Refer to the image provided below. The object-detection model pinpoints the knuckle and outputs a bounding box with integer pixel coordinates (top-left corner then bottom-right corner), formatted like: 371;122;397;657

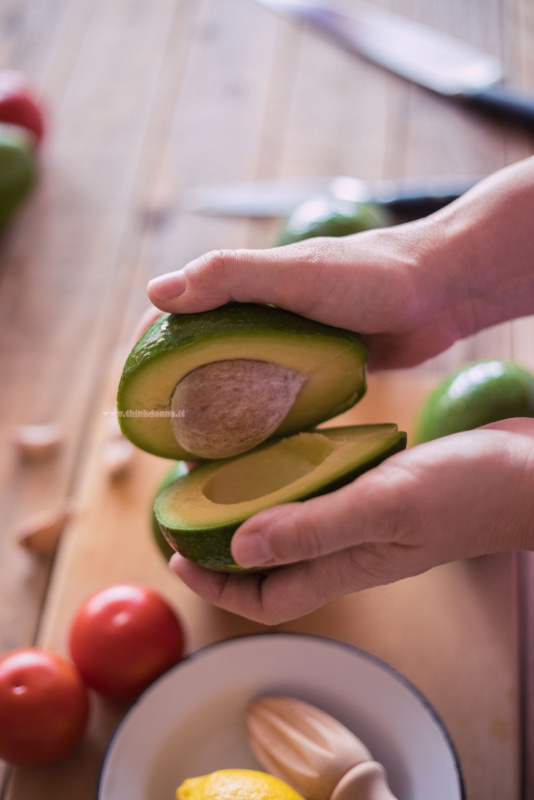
273;239;343;315
288;237;336;264
297;516;324;560
197;249;234;279
344;545;389;589
260;581;300;625
358;464;414;543
257;607;287;626
272;507;323;562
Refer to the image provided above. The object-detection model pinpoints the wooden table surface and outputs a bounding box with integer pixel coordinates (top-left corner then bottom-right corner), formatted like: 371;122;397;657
1;0;534;798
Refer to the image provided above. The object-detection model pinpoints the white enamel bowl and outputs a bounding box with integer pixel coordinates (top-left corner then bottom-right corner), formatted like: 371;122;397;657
98;633;464;800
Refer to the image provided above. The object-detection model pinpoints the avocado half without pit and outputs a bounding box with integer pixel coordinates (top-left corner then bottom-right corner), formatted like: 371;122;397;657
117;303;407;572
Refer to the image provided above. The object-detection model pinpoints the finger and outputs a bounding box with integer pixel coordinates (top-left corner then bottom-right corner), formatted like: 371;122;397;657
230;427;534;571
146;241;347;321
169;554;341;624
230;460;408;569
170;546;392;625
481;417;534;437
130;305;164;346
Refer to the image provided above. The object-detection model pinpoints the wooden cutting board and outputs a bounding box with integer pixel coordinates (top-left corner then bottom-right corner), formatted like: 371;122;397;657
5;369;520;800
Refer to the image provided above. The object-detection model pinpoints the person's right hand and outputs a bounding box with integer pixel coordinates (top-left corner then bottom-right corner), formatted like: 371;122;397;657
142;158;534;369
169;418;534;624
146;220;461;371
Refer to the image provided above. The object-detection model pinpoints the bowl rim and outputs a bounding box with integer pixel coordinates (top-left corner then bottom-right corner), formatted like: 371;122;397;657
96;630;466;800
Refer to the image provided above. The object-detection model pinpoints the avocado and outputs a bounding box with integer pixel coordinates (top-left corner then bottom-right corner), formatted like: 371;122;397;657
277;194;392;246
151;461;188;561
120;304;406;573
414;359;534;443
155;425;406;571
0;123;37;225
118;304;368;460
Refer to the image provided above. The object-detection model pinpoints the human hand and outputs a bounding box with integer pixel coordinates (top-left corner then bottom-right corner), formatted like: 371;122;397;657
145;221;460;370
139;158;534;371
169;419;534;624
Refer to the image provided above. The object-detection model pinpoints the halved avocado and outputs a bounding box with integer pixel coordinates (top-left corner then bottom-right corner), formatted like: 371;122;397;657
118;304;368;460
151;461;188;561
155;424;406;572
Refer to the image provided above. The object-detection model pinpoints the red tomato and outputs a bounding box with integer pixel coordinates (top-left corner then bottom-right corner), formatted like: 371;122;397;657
69;584;185;700
0;71;45;144
0;648;89;765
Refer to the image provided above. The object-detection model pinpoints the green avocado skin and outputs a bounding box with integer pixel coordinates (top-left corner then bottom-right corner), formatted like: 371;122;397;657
119;303;366;385
0;126;38;225
151;461;188;561
277;195;392;246
156;432;407;572
118;303;368;455
414;360;534;444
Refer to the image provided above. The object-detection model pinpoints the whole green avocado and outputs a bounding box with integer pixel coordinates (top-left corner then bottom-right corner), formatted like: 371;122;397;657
414;360;534;443
277;193;392;246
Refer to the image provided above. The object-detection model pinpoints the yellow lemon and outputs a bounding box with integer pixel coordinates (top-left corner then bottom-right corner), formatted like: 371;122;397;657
177;769;305;800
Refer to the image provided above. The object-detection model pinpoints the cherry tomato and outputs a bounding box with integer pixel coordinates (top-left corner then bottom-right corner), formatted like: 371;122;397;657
0;648;89;765
69;584;185;700
0;71;45;144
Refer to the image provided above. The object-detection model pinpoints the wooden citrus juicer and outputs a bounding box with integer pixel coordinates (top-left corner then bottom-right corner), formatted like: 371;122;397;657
246;696;398;800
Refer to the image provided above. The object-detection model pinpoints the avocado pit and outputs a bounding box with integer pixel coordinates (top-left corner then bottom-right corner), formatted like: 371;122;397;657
170;359;307;459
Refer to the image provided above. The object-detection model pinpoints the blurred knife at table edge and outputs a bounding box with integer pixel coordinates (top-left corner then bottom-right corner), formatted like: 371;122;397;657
182;174;483;219
251;0;534;131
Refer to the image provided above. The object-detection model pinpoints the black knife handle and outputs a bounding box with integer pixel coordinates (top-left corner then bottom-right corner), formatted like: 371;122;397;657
462;85;534;130
379;188;474;220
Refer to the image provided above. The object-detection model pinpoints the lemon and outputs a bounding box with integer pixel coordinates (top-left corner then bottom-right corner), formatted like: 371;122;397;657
414;359;534;443
176;769;305;800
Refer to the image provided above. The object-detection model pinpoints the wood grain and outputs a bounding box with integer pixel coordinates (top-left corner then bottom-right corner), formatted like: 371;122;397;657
2;372;520;800
0;0;533;796
0;0;187;654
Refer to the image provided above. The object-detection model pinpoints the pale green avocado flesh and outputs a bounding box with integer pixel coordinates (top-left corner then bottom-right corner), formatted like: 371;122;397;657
155;424;406;572
117;304;368;460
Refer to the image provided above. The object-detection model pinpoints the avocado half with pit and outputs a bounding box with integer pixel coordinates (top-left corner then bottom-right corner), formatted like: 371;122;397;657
155;425;406;571
118;303;368;460
119;303;407;572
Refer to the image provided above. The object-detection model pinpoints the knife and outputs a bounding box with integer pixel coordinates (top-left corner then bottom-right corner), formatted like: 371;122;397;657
183;174;481;218
252;0;534;129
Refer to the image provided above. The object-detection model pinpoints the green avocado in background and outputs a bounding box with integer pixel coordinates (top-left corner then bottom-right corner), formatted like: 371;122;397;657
0;123;37;225
414;360;534;444
277;193;392;246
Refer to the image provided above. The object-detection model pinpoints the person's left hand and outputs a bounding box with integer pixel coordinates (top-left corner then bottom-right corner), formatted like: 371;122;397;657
169;419;534;624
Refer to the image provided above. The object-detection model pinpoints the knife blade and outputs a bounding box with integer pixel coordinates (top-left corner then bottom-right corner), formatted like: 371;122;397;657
252;0;534;129
183;175;481;218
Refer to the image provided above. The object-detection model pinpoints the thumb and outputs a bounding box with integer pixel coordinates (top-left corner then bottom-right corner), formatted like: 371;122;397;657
146;244;331;317
230;469;402;569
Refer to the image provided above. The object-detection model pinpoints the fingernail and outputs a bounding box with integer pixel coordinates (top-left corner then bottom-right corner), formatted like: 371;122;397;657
169;553;182;571
233;532;273;568
148;271;186;301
